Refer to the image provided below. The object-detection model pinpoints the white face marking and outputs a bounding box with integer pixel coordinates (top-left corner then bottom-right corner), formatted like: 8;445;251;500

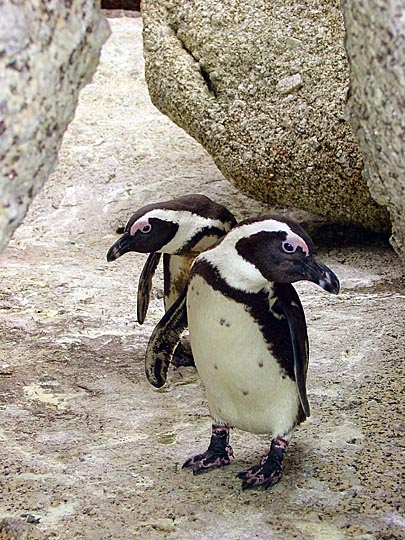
128;209;232;254
198;219;309;292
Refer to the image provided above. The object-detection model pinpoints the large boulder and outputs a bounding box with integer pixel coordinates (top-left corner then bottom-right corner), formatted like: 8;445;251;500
0;0;110;252
342;0;405;259
142;0;390;233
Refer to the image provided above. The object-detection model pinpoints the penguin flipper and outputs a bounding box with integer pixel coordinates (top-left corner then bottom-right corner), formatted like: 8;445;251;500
273;289;310;418
137;252;162;324
145;286;188;388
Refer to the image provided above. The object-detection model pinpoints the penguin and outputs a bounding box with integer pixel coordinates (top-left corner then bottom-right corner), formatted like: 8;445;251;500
106;194;237;366
145;216;340;489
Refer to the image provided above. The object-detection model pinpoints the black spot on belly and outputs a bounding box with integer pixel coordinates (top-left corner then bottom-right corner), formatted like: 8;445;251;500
258;361;264;368
279;368;290;381
242;390;249;396
219;318;231;327
214;364;218;370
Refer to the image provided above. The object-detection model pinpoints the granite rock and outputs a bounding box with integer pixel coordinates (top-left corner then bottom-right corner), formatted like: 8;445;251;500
0;18;403;539
343;0;405;259
0;0;110;252
142;0;390;233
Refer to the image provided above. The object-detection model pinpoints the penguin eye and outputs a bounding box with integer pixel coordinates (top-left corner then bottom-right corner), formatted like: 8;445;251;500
282;241;297;254
140;224;152;234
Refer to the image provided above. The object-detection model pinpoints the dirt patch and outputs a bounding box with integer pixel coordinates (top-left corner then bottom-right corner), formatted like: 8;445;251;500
0;17;404;540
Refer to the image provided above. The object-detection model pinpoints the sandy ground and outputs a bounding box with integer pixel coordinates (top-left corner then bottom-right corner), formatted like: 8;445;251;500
0;17;404;540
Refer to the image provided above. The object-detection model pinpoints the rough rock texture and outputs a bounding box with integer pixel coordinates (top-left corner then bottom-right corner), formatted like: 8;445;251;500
0;0;110;252
0;18;404;540
142;0;390;233
342;0;405;260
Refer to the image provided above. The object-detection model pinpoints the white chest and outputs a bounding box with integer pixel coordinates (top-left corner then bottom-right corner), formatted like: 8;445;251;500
187;275;300;437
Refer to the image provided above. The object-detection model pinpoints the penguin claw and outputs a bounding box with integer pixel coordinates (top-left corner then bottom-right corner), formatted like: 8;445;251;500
237;456;283;490
182;445;234;475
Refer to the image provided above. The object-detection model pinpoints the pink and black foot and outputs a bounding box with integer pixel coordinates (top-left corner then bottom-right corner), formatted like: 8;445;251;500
237;436;289;490
182;424;234;475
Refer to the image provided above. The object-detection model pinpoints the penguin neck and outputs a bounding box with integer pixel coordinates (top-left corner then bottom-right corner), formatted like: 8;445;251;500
185;233;224;254
145;209;231;254
198;247;272;295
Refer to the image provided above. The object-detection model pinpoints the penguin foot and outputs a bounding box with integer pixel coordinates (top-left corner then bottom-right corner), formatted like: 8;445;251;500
182;445;234;475
182;424;233;474
237;456;283;490
171;339;195;368
237;437;289;490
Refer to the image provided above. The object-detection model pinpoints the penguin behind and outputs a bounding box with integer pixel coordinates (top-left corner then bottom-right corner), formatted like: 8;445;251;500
146;216;340;489
107;194;236;366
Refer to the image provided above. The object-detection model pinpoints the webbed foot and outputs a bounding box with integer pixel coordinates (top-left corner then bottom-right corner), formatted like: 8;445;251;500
183;446;234;474
237;436;288;490
182;424;233;475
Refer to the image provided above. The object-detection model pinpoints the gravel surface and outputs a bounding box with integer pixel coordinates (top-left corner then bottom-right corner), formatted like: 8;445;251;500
0;17;404;540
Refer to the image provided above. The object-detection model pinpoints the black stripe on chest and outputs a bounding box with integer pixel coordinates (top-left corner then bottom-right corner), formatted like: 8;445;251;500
191;259;297;381
179;226;229;254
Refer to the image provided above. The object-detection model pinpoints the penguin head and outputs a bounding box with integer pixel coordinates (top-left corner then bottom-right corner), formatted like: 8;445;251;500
107;194;236;261
202;216;339;294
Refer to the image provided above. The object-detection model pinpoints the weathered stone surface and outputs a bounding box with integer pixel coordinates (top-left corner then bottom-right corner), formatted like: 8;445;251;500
0;0;110;252
342;0;405;259
142;0;390;233
0;518;32;540
0;18;403;539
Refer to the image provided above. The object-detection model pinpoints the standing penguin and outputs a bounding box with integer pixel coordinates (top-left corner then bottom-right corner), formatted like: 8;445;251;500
146;216;339;489
107;194;237;365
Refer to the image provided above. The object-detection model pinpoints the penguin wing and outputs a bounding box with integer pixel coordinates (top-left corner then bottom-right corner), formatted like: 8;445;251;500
273;288;310;417
145;285;188;388
137;252;162;324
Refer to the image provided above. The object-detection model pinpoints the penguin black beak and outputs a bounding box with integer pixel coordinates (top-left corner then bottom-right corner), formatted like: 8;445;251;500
301;256;340;294
106;232;133;262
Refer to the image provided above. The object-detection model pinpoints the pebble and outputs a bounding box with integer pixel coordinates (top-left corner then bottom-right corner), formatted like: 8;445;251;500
276;73;303;95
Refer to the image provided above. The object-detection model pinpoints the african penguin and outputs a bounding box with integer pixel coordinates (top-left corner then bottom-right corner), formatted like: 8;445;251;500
145;216;340;490
107;194;237;366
